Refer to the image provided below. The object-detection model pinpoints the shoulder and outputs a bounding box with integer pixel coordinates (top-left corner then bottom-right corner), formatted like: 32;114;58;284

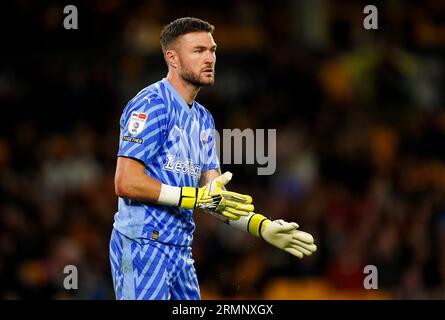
123;83;168;118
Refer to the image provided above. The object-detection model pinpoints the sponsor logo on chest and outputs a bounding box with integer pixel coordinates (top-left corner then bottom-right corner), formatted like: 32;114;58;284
163;154;201;180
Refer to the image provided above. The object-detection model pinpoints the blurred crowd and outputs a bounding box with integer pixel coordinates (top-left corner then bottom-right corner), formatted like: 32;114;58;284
0;0;444;299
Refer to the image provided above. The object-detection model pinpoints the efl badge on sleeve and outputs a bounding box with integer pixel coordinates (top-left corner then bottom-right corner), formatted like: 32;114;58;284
128;112;147;136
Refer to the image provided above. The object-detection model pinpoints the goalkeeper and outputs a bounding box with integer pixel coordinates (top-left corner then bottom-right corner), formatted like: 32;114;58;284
110;17;316;300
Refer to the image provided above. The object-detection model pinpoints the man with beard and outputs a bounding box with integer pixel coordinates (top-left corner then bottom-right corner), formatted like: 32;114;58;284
110;17;316;300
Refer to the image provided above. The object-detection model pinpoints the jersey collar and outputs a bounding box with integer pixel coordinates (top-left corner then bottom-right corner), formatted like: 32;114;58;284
161;78;195;115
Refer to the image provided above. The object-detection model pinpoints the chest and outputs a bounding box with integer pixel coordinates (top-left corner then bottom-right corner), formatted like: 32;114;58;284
162;106;210;162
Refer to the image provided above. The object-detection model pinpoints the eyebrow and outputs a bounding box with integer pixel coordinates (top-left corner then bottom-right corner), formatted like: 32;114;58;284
193;45;217;50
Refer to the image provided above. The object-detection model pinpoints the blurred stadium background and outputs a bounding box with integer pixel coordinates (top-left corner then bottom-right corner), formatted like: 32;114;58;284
0;0;444;299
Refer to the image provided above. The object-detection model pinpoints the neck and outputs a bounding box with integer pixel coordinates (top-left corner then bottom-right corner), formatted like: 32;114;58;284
166;72;200;106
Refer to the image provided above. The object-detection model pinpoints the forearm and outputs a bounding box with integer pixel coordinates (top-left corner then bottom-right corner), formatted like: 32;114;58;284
204;208;271;237
115;158;192;207
115;158;237;211
203;209;230;224
116;158;252;217
115;162;162;203
114;156;183;206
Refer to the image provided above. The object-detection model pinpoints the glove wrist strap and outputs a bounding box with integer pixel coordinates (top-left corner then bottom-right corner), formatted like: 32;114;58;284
179;186;198;209
158;183;198;209
248;213;270;238
229;212;271;238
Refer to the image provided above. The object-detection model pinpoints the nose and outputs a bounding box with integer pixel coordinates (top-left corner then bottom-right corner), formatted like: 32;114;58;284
204;50;215;64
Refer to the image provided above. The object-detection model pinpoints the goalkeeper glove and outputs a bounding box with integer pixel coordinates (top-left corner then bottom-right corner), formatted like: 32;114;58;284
262;219;317;259
229;213;317;259
158;172;254;220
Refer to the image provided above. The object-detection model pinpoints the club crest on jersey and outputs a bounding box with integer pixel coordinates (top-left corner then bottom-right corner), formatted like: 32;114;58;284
200;129;214;146
201;131;208;144
128;112;147;136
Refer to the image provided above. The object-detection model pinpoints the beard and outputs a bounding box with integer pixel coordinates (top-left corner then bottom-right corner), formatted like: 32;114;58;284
180;66;215;87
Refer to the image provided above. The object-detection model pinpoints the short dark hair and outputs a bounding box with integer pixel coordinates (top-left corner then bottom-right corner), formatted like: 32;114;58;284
160;17;214;52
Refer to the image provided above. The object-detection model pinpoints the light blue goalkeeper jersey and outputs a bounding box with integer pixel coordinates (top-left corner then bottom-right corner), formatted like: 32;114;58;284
114;78;220;246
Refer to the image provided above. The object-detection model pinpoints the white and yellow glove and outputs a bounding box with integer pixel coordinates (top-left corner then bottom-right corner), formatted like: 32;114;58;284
158;172;254;220
229;213;317;259
262;219;317;259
